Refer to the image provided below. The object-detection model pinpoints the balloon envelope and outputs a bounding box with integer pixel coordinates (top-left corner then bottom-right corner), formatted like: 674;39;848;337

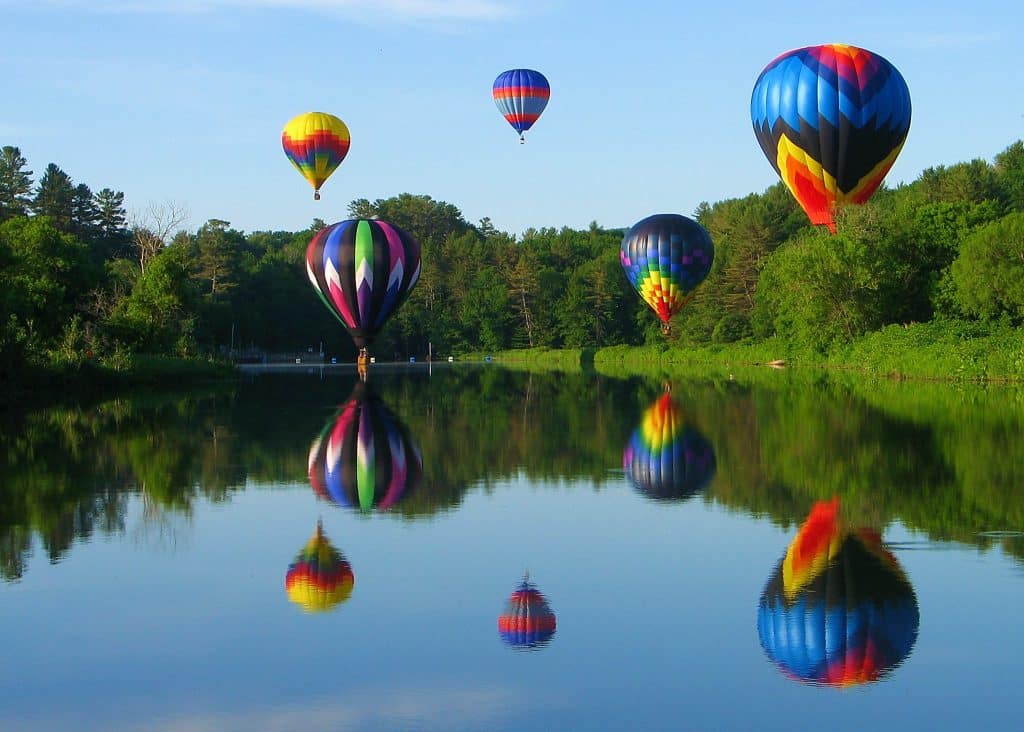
757;499;919;686
308;382;423;512
623;393;716;501
498;577;557;649
305;218;422;349
492;69;550;140
751;44;911;232
282;111;351;199
285;523;354;613
620;214;714;325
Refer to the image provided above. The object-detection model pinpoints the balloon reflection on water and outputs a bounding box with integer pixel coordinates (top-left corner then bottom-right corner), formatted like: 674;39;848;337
623;393;716;502
308;382;423;513
285;521;354;613
498;575;557;650
757;498;919;686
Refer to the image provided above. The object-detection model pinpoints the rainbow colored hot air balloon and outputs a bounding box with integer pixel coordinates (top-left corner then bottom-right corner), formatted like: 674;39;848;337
751;44;912;233
308;382;423;513
305;218;421;351
285;522;354;613
492;69;550;143
498;575;557;649
282;111;351;200
620;214;714;333
757;499;919;686
623;393;716;502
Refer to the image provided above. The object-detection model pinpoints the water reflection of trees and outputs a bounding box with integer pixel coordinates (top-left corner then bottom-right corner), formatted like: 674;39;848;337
3;368;1024;578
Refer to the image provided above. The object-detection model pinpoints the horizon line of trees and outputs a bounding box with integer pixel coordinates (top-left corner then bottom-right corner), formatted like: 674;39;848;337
3;139;1024;387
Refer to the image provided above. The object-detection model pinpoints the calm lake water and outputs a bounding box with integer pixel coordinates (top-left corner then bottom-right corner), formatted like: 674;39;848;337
2;364;1022;731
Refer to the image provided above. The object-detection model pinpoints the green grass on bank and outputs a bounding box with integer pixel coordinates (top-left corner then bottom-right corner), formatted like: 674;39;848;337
3;353;238;408
474;321;1024;382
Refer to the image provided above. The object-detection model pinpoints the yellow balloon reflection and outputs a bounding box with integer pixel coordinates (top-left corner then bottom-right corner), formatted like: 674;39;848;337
285;521;354;613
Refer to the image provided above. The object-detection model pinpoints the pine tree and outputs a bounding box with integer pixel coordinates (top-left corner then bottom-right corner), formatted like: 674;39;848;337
31;163;75;232
0;146;33;221
71;183;100;239
95;188;127;237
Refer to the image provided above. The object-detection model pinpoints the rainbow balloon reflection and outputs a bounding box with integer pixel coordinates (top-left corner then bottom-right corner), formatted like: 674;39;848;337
308;382;423;512
623;393;716;501
285;522;354;613
757;499;919;686
498;575;557;650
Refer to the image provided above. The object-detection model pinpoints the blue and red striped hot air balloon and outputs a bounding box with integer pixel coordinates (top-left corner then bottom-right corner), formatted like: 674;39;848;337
498;575;557;650
306;218;421;351
492;69;550;143
308;382;423;513
751;44;911;233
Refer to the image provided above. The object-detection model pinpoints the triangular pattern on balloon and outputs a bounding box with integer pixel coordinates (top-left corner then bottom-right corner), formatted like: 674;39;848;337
751;44;911;232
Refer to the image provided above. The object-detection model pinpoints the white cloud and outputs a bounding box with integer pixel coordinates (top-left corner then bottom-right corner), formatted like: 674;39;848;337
15;0;516;22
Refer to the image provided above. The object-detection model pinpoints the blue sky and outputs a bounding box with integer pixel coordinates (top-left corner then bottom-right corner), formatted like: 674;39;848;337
3;0;1021;237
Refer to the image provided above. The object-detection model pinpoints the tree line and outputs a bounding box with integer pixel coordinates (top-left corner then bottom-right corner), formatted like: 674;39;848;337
3;140;1023;387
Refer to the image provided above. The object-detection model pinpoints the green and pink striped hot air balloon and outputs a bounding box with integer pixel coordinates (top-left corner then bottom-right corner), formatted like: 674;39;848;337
305;218;422;350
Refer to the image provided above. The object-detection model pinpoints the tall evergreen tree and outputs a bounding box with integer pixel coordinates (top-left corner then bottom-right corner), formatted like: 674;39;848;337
0;146;33;222
71;182;100;240
31;163;75;232
94;188;130;257
95;188;126;235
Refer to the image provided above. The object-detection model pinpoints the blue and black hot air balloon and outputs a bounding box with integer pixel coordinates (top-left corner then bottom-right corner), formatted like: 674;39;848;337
751;44;911;232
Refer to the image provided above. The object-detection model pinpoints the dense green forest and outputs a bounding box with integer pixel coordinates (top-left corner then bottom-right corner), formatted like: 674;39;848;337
3;140;1024;397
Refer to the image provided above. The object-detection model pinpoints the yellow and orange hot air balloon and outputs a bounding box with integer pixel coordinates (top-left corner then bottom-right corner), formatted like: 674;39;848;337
281;112;351;200
285;521;354;613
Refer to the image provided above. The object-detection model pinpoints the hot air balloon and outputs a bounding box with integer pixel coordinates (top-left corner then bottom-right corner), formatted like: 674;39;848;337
751;44;912;233
757;499;919;686
623;392;716;502
492;69;550;143
282;111;351;200
620;214;714;334
308;382;423;513
305;218;421;362
285;521;354;613
498;574;557;649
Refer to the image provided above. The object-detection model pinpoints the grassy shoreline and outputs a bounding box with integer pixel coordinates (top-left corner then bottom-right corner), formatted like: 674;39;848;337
2;355;238;409
470;321;1024;383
